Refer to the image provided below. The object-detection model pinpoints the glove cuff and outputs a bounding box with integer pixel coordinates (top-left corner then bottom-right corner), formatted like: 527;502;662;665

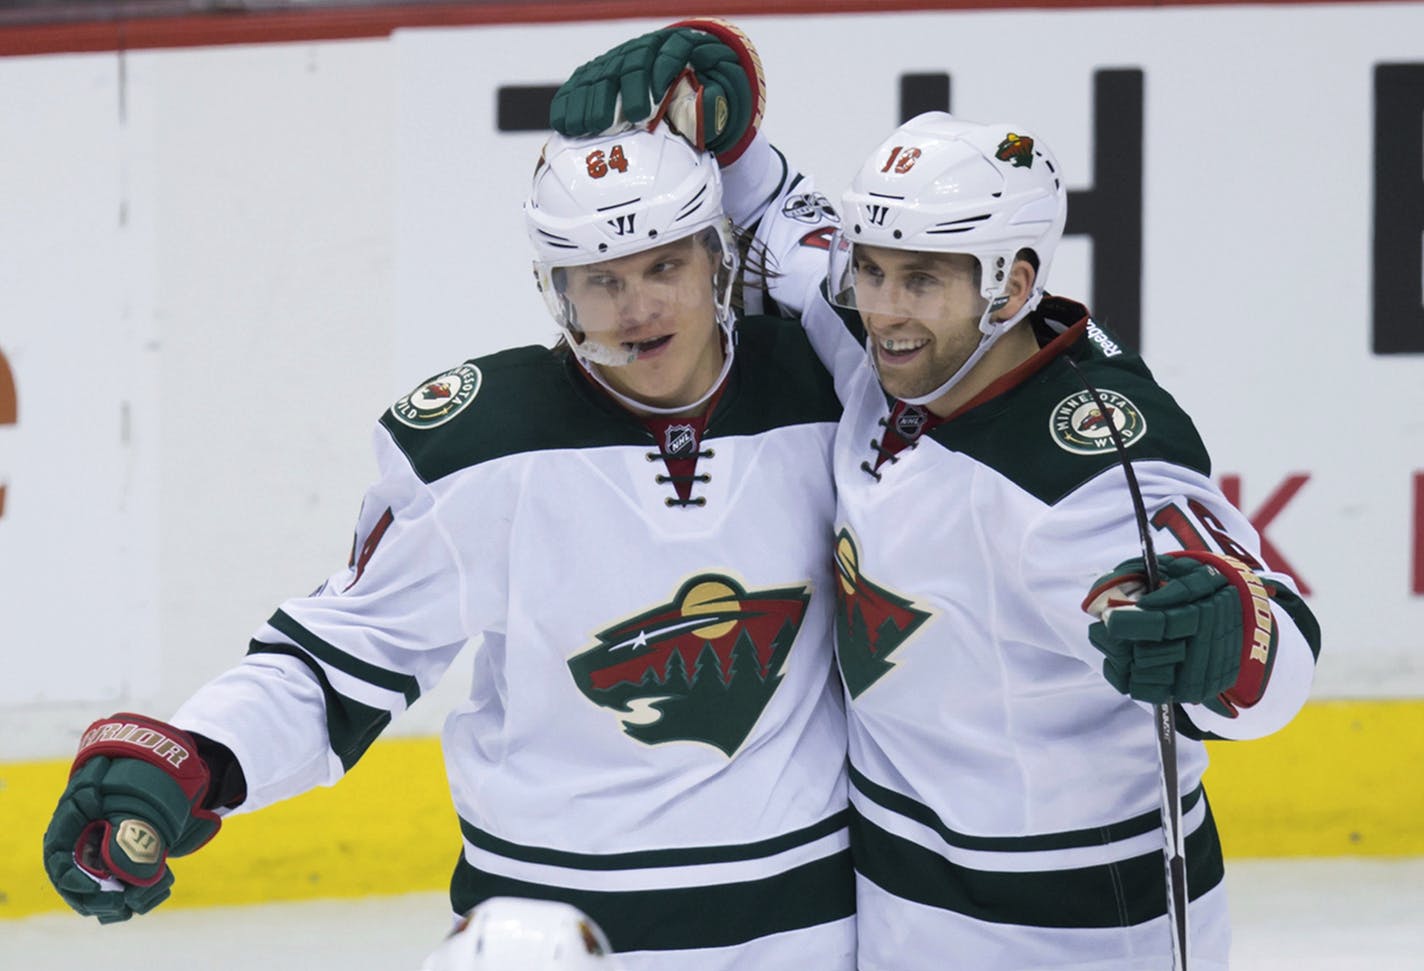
670;18;765;164
73;713;213;815
1168;550;1278;715
1081;565;1147;618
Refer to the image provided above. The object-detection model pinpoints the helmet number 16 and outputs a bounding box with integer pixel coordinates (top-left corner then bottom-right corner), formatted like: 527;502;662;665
586;145;630;179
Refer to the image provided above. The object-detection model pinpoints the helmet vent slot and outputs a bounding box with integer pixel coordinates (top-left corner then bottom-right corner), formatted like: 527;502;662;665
926;213;992;234
676;183;710;221
536;229;578;250
596;197;640;212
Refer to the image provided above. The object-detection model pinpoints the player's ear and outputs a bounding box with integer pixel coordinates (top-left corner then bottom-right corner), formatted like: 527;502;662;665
992;257;1037;322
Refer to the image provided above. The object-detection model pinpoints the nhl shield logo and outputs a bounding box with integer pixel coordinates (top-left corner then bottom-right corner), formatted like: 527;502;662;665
392;364;482;429
664;424;697;458
1049;389;1147;455
894;406;928;440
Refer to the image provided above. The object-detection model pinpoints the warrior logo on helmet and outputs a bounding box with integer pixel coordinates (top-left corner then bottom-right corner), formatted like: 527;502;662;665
995;132;1035;168
568;574;810;756
833;529;932;698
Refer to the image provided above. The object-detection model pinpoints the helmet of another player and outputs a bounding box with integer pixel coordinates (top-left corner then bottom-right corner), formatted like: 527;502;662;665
525;123;739;414
420;897;624;971
829;112;1067;405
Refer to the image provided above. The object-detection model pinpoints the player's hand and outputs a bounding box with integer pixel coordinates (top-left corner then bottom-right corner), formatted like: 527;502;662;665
549;22;757;155
43;713;222;922
1082;551;1278;716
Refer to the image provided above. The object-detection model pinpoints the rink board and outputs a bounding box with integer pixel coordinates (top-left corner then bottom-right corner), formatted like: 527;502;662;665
3;698;1420;919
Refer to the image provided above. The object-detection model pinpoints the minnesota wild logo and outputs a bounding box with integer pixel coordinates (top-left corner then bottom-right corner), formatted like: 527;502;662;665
567;574;810;756
391;364;482;429
995;132;1034;168
1049;389;1147;455
833;529;931;698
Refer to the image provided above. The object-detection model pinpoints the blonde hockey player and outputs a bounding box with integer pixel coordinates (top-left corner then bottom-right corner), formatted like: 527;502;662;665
552;26;1322;971
41;43;855;968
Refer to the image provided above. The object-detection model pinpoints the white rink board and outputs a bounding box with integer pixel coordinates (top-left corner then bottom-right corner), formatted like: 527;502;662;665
0;2;1421;758
394;5;1423;699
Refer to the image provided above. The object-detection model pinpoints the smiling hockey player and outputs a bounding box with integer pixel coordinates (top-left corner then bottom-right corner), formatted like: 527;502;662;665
808;112;1320;970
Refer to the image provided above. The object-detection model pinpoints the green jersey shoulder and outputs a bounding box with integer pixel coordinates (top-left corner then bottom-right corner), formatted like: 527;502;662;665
930;309;1212;506
380;345;646;484
381;316;839;485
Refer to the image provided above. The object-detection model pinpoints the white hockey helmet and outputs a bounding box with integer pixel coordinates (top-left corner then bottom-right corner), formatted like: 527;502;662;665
525;123;739;370
420;897;623;971
830;112;1068;404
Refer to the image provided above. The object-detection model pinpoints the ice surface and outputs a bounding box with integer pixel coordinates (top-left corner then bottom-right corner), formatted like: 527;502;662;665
9;858;1423;970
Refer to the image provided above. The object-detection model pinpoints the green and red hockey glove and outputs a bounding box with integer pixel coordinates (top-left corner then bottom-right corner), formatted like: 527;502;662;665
1082;551;1279;716
42;713;222;922
549;19;765;161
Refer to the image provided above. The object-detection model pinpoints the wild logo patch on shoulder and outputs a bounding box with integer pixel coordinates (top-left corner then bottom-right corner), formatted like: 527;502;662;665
1049;389;1147;455
392;364;482;429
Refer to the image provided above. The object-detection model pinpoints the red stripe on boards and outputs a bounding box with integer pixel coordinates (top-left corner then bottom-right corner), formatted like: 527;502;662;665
0;0;1403;58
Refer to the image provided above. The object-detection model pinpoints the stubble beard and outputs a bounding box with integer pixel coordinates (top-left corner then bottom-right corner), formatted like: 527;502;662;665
878;333;979;402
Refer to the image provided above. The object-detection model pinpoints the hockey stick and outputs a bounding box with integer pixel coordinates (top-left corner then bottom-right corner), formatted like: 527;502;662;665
1064;355;1189;970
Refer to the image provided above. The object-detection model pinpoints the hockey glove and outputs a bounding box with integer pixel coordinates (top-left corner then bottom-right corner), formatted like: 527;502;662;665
42;713;222;922
549;20;762;157
1082;551;1279;716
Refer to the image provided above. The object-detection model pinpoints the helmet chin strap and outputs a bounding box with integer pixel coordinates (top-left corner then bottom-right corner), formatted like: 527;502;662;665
574;309;737;417
887;296;1038;409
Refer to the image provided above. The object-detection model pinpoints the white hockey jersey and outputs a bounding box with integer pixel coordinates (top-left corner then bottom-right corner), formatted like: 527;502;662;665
800;292;1321;971
172;150;856;970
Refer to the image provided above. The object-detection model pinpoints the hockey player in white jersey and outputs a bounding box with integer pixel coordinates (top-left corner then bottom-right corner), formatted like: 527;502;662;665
40;31;855;970
805;113;1325;970
552;27;1323;971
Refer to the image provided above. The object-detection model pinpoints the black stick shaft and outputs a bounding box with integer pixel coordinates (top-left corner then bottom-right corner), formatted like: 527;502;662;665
1065;356;1188;969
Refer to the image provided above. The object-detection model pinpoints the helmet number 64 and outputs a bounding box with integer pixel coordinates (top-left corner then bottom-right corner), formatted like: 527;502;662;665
586;145;630;178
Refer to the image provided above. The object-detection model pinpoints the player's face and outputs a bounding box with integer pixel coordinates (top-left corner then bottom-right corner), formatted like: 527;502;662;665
562;236;723;411
854;246;987;401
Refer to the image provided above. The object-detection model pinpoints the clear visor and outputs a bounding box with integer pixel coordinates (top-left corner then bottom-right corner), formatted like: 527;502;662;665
827;232;992;326
536;224;736;367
